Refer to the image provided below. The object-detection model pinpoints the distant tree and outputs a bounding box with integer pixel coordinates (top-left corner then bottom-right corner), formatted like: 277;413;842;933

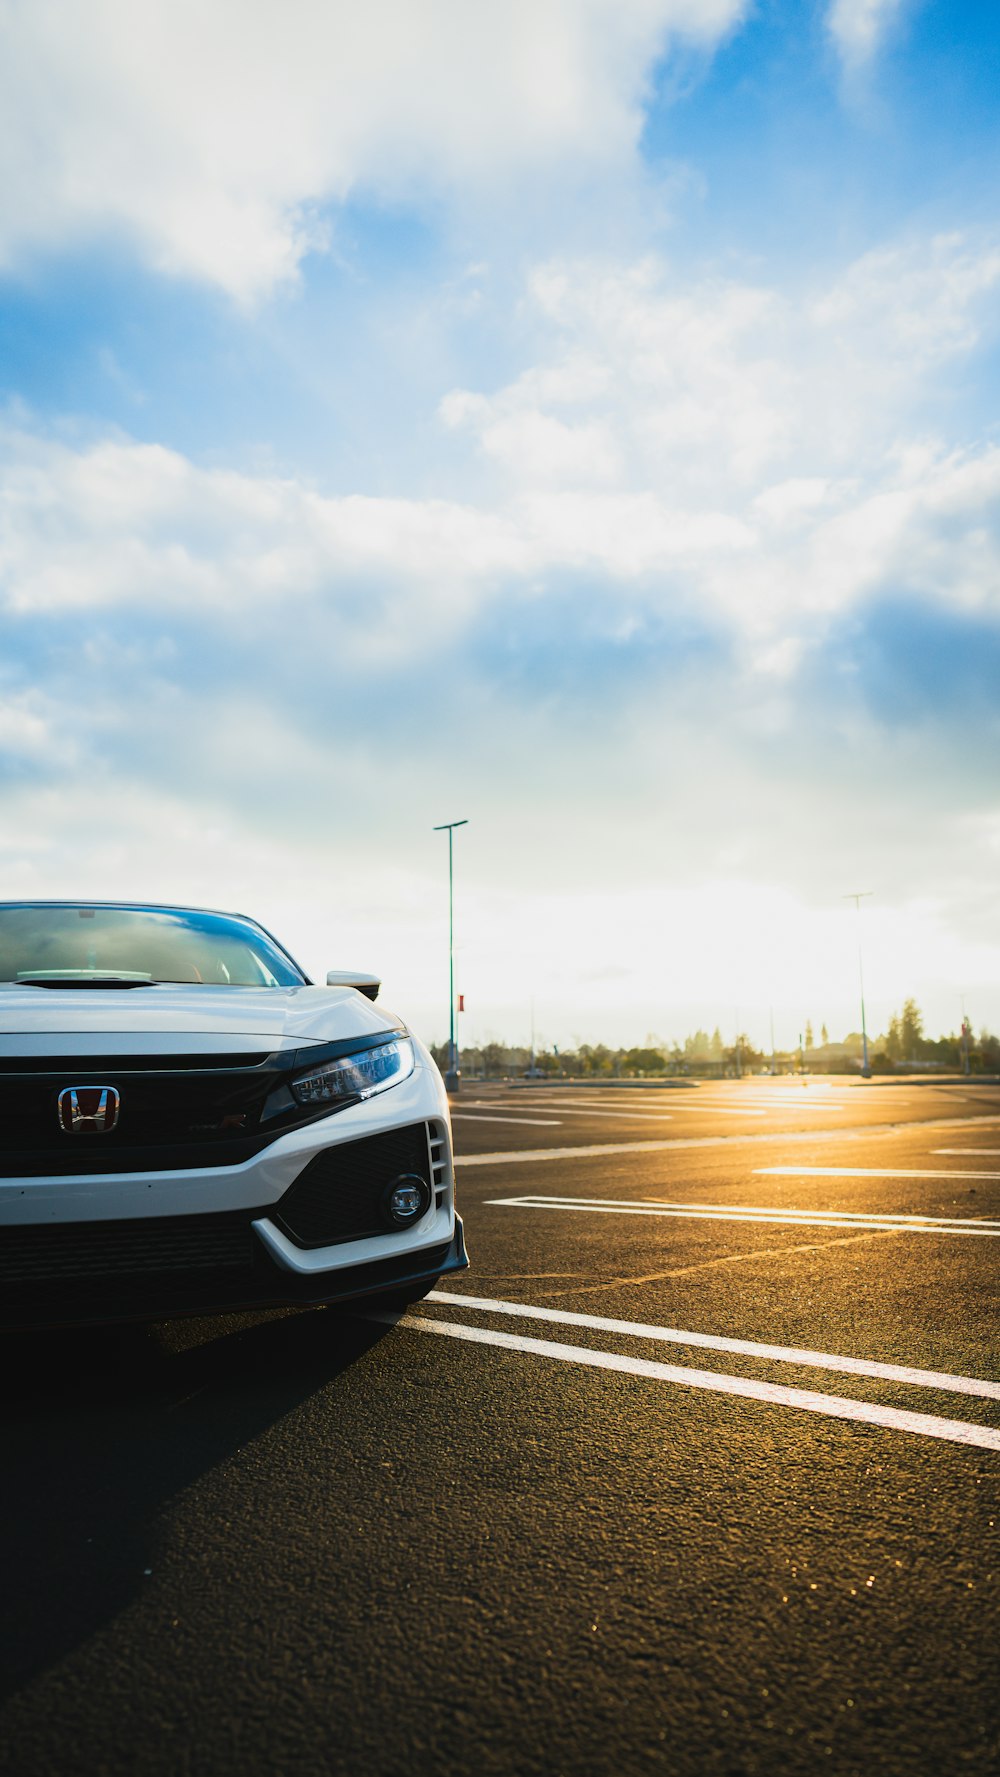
578;1044;614;1077
710;1027;724;1061
623;1047;666;1075
820;1023;829;1046
804;1020;814;1050
726;1034;762;1073
885;1014;903;1062
900;998;924;1060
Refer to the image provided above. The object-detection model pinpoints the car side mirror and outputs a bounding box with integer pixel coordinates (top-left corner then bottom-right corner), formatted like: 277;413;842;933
325;970;381;1002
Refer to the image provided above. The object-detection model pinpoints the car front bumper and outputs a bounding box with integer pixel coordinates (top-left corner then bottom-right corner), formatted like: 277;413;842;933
0;1213;468;1329
0;1059;468;1327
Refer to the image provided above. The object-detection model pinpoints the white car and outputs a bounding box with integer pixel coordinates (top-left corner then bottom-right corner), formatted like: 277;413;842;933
0;901;467;1327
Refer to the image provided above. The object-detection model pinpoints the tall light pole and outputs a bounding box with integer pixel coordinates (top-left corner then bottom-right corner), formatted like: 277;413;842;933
433;819;468;1093
844;892;872;1079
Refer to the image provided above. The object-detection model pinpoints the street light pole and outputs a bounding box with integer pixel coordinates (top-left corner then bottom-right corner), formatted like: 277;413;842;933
844;892;873;1079
433;819;468;1093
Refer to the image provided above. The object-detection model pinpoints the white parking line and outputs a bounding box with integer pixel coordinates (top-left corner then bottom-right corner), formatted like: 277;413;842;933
757;1166;1000;1180
696;1087;859;1101
427;1292;1000;1401
373;1314;1000;1453
451;1113;562;1126
676;1106;768;1117
702;1090;913;1102
520;1097;895;1119
696;1087;852;1101
461;1102;554;1110
485;1103;675;1123
514;1092;682;1103
484;1194;1000;1236
461;1139;734;1166
457;1118;1000;1168
933;1148;1000;1156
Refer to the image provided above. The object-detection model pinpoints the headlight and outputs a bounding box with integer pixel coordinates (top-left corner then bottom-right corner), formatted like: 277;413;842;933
290;1038;414;1106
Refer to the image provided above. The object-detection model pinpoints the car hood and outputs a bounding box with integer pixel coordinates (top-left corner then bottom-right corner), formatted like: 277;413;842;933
0;985;404;1057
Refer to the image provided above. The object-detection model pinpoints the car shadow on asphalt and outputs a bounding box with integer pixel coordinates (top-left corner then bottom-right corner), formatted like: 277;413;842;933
0;1306;396;1702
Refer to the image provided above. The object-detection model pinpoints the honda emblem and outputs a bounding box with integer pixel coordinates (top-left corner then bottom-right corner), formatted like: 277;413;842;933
57;1086;121;1135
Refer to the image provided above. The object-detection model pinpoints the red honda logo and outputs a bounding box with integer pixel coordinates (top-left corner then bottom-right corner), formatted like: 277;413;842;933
57;1086;121;1135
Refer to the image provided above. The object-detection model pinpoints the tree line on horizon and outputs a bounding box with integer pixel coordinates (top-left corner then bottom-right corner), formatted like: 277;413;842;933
432;999;999;1078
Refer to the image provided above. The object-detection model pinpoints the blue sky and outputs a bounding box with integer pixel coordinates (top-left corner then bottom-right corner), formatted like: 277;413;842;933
1;0;999;1051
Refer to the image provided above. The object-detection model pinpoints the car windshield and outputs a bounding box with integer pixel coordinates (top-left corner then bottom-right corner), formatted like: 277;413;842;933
0;905;306;987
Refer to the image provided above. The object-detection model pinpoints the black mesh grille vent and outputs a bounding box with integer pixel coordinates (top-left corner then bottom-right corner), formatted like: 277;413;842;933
274;1122;431;1248
0;1210;256;1283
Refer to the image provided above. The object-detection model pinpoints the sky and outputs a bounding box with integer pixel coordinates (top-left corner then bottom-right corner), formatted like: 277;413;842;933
1;0;999;1054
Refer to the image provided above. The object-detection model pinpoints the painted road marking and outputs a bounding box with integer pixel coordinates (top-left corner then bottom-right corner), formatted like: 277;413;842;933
695;1089;856;1100
517;1100;874;1120
511;1087;660;1101
370;1314;1000;1453
757;1166;1000;1181
484;1194;1000;1236
462;1141;702;1166
692;1087;856;1101
457;1117;1000;1168
934;1148;1000;1155
451;1112;563;1126
477;1103;674;1123
518;1088;850;1102
427;1292;1000;1401
660;1106;766;1117
460;1102;557;1110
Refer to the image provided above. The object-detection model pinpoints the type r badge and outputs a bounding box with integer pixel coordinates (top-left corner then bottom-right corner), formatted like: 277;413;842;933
58;1086;121;1135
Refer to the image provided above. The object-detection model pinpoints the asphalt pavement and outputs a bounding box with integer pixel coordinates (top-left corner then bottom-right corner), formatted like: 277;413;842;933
2;1076;998;1776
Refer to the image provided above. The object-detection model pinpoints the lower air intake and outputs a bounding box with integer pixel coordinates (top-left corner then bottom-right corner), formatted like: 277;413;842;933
0;1210;255;1283
273;1122;433;1248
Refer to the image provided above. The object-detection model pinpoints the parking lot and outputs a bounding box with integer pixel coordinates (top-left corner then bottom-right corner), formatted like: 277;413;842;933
2;1077;998;1775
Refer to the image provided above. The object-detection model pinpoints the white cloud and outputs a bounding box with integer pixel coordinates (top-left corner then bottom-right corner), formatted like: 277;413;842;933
0;691;66;762
442;390;623;485
0;423;529;651
0;0;747;299
827;0;909;70
806;446;1000;624
813;233;1000;363
4;230;999;653
433;235;1000;631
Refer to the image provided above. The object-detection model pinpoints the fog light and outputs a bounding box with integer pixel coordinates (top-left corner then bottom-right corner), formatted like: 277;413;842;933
381;1173;431;1229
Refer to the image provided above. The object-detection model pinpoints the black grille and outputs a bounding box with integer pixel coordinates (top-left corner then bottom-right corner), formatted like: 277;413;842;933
0;1066;275;1176
0;1210;256;1284
274;1123;432;1248
0;1033;404;1176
